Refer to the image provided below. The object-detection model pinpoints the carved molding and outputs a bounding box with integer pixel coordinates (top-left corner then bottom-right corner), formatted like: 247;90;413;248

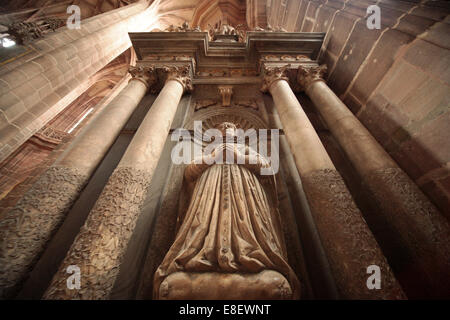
261;65;290;93
196;68;258;78
0;166;90;299
297;65;327;92
194;98;259;112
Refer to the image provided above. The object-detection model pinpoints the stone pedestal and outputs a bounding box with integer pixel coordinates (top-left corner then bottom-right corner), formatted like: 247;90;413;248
298;65;450;297
262;66;405;299
43;66;192;299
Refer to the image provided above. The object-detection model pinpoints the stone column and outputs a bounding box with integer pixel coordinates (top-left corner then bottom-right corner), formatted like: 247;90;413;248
262;66;405;299
0;0;158;163
43;66;192;300
0;67;156;299
298;65;450;297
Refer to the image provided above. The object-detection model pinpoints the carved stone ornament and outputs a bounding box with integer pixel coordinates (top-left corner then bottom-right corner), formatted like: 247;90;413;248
208;21;246;42
234;99;259;110
218;85;233;106
8;19;65;45
129;66;157;91
195;99;219;111
164;21;202;32
163;65;193;92
253;24;287;32
261;65;290;92
297;65;327;92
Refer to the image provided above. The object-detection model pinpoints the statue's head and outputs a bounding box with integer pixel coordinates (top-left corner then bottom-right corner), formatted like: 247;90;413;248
216;122;237;136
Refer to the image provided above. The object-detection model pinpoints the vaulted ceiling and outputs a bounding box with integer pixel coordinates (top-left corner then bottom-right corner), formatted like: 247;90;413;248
0;0;267;31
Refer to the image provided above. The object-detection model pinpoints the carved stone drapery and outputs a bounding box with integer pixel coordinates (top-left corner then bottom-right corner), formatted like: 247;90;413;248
153;123;300;299
297;65;327;92
260;65;290;93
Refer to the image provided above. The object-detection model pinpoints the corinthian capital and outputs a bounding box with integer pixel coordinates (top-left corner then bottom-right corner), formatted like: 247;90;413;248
163;65;193;92
260;65;290;92
129;66;157;91
297;65;327;91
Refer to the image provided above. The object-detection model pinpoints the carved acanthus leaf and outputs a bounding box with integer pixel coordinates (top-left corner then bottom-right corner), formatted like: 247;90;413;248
129;66;157;90
233;99;259;111
297;65;327;91
163;65;193;92
261;65;290;92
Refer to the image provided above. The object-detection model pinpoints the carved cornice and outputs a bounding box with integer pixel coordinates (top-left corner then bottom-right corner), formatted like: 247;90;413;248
260;65;290;92
163;65;194;92
297;65;327;92
129;66;157;91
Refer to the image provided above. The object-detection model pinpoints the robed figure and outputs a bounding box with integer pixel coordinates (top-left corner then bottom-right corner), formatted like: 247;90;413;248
153;122;300;299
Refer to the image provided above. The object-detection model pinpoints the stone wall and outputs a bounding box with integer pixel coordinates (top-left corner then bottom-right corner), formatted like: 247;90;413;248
267;0;450;218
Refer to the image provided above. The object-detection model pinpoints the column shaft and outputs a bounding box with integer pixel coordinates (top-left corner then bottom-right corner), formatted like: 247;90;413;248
43;73;188;299
0;75;149;299
0;1;155;163
266;74;405;299
303;73;450;297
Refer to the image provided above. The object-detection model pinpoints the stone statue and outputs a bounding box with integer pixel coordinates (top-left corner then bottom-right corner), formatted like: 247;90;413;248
153;122;300;299
7;19;64;44
208;21;246;42
164;21;201;32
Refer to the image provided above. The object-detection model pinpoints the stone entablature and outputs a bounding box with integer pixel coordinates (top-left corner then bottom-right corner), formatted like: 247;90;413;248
129;30;325;87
